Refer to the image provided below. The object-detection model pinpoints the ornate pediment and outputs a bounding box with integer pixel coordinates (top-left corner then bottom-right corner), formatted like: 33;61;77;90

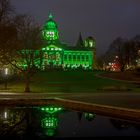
42;45;62;51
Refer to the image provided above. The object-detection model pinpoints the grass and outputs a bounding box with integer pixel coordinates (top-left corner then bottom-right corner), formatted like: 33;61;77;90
0;70;139;93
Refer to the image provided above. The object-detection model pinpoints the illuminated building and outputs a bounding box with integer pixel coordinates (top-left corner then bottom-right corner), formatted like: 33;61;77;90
41;13;96;70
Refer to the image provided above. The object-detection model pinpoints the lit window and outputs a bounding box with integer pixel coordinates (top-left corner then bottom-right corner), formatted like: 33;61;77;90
89;41;93;47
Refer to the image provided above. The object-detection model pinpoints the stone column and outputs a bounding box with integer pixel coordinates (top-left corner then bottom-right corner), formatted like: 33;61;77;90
71;53;73;66
67;53;69;65
76;54;78;65
84;54;86;66
80;53;82;65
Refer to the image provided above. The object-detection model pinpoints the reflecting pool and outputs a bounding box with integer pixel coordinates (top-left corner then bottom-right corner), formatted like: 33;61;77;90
0;105;140;139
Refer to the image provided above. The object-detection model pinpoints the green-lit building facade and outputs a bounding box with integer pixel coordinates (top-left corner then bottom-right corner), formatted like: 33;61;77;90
41;14;96;70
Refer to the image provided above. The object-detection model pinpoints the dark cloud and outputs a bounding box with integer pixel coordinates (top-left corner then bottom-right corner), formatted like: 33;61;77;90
11;0;140;56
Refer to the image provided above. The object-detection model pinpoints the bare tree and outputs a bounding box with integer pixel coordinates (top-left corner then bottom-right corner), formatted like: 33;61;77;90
14;15;44;92
0;0;15;69
105;36;140;71
0;20;17;68
0;0;14;22
0;15;44;92
106;37;128;71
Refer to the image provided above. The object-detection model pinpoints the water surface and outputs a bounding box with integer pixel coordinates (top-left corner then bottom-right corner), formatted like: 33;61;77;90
0;106;139;139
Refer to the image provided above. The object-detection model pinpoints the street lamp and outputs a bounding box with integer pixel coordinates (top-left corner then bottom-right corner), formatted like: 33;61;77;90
4;68;8;90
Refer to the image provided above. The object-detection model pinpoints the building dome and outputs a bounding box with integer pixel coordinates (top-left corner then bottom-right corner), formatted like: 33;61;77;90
84;36;96;48
42;13;59;42
43;14;58;29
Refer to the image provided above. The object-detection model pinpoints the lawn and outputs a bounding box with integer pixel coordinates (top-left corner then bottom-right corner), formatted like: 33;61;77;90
0;70;139;93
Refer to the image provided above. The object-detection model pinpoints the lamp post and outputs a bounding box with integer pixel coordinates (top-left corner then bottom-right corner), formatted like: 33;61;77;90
5;68;8;90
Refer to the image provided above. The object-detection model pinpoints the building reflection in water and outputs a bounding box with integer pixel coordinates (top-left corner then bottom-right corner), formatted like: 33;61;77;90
84;112;96;121
40;107;96;136
0;106;96;137
1;106;138;138
40;106;64;136
77;112;96;122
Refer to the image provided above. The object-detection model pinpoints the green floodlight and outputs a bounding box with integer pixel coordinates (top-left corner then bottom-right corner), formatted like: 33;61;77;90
42;48;46;51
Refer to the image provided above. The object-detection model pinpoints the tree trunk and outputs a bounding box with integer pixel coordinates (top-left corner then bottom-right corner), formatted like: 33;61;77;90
24;73;30;92
120;63;125;72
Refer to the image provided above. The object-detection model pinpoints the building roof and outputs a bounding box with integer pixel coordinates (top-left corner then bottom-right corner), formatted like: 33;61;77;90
62;44;93;51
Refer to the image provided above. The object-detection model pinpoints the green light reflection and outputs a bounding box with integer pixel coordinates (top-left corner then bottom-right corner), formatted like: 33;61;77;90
84;112;96;121
40;106;64;137
41;106;63;114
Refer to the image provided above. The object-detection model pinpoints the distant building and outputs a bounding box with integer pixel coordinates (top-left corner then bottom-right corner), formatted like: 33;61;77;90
41;13;96;70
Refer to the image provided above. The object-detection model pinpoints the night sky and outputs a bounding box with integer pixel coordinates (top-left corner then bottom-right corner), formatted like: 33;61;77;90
11;0;140;56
